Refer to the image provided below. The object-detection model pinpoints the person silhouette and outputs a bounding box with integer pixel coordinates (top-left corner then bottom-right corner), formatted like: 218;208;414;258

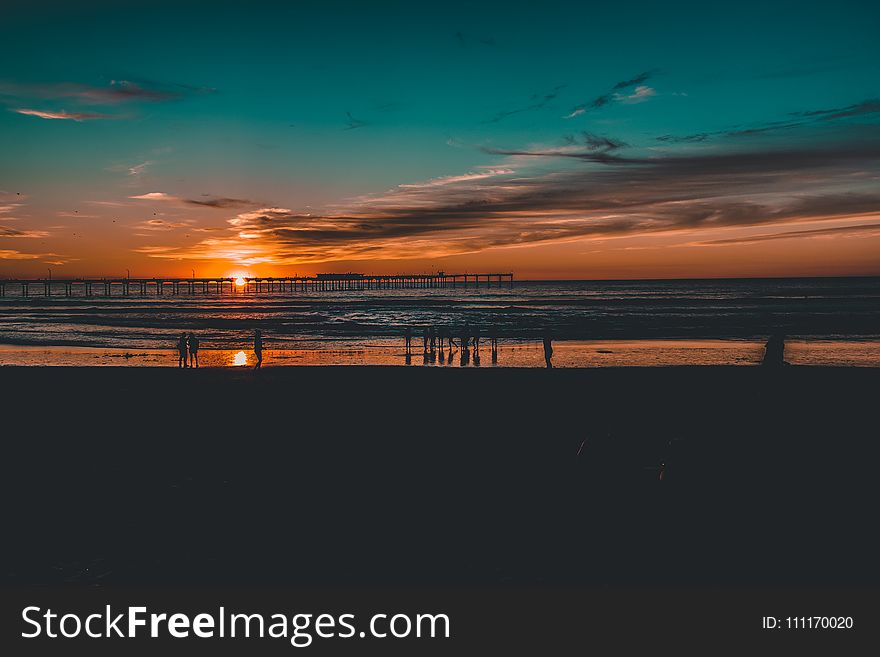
542;334;553;369
429;325;436;353
762;333;786;367
253;329;263;369
438;326;449;351
177;333;188;368
187;332;200;368
404;326;412;354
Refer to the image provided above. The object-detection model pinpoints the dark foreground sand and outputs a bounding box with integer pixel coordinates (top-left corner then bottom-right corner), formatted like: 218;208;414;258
3;365;879;588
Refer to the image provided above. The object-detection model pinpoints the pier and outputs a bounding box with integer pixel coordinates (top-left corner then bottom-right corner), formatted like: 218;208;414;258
0;272;514;297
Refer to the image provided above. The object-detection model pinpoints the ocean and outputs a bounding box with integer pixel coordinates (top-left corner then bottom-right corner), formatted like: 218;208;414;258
1;277;878;367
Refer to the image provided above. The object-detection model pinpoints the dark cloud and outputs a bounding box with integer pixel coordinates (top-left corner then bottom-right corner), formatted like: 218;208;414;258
0;79;214;121
580;132;627;152
130;192;256;209
0;225;48;238
657;99;880;144
791;99;880;121
656;133;709;143
692;222;880;246
483;84;567;123
344;111;368;130
611;70;657;90
185;197;254;209
565;70;658;118
141;128;880;265
0;79;196;105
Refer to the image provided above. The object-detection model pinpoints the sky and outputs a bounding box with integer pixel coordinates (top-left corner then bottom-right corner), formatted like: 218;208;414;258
1;0;879;280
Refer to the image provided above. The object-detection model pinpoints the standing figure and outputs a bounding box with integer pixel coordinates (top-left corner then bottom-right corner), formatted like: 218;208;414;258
459;324;470;353
762;333;786;367
438;326;449;351
429;326;437;353
188;332;200;369
177;333;188;368
404;326;413;354
253;329;264;369
543;334;553;369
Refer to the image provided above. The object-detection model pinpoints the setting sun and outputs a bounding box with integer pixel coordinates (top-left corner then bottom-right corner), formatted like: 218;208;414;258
235;277;246;287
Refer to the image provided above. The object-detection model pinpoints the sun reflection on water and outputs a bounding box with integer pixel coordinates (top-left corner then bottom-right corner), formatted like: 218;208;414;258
231;350;248;366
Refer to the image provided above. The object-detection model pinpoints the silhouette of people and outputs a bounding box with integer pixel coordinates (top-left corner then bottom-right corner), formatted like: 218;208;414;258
429;325;436;353
253;329;264;369
177;333;188;368
543;334;553;369
762;333;786;367
422;327;429;353
490;326;499;364
459;325;470;353
438;326;449;351
404;326;412;354
187;332;200;368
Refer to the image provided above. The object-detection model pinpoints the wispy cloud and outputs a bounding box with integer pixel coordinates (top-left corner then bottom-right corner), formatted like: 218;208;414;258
565;70;659;118
130;192;255;209
0;203;24;220
0;249;58;260
130;192;177;202
344;111;368;130
790;99;880;121
128;161;153;176
135;122;880;267
483;84;567;123
656;98;880;144
12;108;114;121
134;218;198;232
1;79;215;121
688;222;880;246
0;225;49;238
0;79;210;105
614;85;656;104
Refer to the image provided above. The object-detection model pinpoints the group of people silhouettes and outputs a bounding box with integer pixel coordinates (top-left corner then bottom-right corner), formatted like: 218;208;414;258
404;324;554;368
176;329;263;369
405;323;498;366
176;332;200;368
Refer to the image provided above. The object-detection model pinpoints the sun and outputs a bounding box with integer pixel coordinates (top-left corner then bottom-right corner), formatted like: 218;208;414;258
235;277;246;287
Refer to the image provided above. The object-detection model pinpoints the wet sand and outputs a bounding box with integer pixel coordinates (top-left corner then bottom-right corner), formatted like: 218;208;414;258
1;338;879;367
4;365;879;588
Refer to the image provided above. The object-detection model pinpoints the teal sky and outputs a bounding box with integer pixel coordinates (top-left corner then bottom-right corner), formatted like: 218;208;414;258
1;0;879;278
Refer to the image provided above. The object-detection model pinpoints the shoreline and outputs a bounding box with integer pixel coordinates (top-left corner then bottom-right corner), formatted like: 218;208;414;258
1;337;879;367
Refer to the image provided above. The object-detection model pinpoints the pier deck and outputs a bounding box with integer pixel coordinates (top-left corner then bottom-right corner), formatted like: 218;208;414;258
0;272;513;297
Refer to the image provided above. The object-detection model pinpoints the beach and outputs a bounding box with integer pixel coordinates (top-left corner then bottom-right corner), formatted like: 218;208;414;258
3;337;880;367
5;364;879;588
